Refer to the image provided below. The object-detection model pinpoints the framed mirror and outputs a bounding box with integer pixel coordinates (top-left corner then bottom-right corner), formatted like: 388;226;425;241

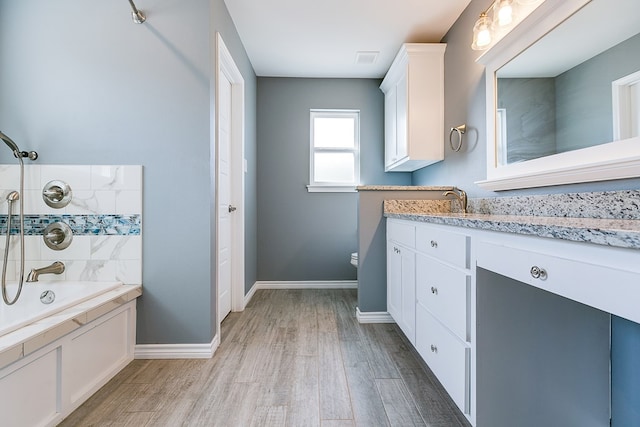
476;0;640;191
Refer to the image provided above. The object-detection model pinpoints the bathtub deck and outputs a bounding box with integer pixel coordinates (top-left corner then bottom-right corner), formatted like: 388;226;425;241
0;284;142;371
59;288;470;427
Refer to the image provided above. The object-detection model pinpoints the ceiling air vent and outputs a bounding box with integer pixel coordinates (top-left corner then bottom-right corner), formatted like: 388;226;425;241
355;51;379;65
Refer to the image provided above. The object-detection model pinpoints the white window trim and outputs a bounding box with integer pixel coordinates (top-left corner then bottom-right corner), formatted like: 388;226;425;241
308;109;360;193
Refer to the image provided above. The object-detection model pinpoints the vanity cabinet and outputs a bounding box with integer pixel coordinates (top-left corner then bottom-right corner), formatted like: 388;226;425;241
388;212;640;427
380;44;446;172
387;220;416;343
387;219;471;414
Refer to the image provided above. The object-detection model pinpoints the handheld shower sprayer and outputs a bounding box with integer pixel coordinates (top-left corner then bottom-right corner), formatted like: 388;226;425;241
0;131;38;160
0;130;37;305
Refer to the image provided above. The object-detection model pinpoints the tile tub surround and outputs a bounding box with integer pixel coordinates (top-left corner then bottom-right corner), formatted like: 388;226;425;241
0;165;142;284
0;284;142;371
384;191;640;249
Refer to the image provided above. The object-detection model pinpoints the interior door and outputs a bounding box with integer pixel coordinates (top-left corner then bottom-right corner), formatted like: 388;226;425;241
218;69;233;321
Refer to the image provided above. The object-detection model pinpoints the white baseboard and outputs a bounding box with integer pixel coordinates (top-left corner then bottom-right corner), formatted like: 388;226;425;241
134;334;220;359
253;280;358;290
244;282;258;306
356;307;395;324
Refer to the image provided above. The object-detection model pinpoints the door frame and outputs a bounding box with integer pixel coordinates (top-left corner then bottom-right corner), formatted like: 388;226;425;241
215;32;245;331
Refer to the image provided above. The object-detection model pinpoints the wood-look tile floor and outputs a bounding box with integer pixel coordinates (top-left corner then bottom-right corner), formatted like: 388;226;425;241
60;289;470;426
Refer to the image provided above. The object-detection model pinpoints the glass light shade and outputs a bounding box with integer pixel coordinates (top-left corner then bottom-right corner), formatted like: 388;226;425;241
471;13;493;50
516;0;542;4
493;0;515;27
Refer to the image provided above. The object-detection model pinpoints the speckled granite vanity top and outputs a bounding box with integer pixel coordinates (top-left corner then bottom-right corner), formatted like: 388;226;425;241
383;190;640;249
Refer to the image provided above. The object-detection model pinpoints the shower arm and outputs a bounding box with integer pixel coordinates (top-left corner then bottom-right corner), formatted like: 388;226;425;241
0;131;38;160
127;0;147;24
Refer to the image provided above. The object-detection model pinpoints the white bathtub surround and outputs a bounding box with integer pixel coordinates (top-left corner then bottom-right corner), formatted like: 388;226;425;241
0;165;142;284
0;283;141;427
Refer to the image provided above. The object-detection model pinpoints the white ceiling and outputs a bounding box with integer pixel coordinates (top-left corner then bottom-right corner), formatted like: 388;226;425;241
222;0;472;78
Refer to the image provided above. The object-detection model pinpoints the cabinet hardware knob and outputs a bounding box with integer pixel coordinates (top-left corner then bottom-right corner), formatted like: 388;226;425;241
530;266;548;280
430;240;438;248
430;344;438;353
431;286;438;295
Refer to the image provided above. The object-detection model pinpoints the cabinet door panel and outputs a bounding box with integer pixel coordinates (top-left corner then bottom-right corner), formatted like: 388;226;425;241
387;243;402;323
416;306;470;415
416;225;470;269
416;254;469;341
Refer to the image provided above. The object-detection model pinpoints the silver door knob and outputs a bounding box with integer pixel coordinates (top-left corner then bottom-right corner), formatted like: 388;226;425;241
228;205;237;213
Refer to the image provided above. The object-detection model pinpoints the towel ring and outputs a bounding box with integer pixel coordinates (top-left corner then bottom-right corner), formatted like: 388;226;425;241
449;124;466;152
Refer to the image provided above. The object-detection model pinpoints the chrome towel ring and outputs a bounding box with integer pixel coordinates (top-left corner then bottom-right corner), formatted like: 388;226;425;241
449;124;466;152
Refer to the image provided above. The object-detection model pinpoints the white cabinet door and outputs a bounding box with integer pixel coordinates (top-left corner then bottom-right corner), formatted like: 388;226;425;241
387;242;416;344
395;74;408;163
384;84;398;167
387;243;402;323
380;43;446;172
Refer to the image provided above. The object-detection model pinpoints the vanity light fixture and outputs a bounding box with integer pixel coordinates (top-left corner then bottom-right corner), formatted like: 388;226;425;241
471;0;543;51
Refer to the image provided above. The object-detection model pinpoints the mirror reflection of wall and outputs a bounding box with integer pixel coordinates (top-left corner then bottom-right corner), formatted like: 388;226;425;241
496;0;640;166
498;33;640;165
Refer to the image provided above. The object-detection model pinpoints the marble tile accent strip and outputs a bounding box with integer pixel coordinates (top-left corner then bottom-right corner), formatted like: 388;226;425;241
383;200;452;215
0;214;141;236
468;190;640;220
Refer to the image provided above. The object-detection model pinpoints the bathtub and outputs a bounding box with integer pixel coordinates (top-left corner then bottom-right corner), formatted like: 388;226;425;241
0;281;141;427
0;281;122;337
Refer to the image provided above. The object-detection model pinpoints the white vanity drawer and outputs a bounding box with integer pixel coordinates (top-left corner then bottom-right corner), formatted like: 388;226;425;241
415;224;470;269
387;219;416;248
416;254;469;341
416;306;470;415
477;239;640;324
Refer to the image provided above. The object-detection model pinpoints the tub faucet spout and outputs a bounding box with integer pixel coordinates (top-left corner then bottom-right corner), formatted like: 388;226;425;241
26;261;65;282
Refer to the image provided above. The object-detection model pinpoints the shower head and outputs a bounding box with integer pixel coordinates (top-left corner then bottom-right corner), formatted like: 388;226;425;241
0;130;21;154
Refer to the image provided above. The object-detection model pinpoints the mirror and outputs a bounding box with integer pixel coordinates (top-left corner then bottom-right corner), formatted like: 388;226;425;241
476;0;640;190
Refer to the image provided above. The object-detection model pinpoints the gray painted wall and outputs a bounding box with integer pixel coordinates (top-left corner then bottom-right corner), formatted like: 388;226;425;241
256;78;410;282
497;78;556;163
413;0;640;196
0;0;257;344
555;32;640;153
416;1;640;423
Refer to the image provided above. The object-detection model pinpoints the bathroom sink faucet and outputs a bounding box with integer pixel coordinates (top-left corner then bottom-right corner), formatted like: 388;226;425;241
26;261;65;282
443;188;468;214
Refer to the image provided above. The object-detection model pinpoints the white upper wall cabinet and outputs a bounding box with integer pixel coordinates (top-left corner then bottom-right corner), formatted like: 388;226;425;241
380;44;446;172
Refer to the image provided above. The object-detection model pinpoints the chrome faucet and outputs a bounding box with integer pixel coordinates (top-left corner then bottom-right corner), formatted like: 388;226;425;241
443;188;468;214
26;261;65;282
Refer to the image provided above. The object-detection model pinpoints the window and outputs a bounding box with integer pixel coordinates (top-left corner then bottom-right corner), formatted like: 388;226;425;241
308;110;360;192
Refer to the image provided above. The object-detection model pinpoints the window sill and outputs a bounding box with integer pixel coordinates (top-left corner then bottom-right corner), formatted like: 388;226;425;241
306;185;358;193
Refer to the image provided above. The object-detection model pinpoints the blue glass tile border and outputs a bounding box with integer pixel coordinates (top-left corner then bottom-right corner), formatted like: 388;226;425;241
0;214;141;236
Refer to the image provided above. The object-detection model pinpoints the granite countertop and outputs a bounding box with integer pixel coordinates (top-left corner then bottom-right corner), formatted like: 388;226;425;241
357;185;457;191
384;201;640;249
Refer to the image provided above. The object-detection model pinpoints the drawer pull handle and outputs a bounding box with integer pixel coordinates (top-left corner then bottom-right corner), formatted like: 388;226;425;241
431;286;438;295
430;240;438;248
430;344;438;353
530;266;548;280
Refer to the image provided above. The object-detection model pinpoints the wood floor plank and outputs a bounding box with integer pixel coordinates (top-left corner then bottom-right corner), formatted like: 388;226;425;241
319;331;353;421
61;289;468;427
342;358;391;427
389;341;469;427
286;355;320;427
376;378;427;426
250;405;287;427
